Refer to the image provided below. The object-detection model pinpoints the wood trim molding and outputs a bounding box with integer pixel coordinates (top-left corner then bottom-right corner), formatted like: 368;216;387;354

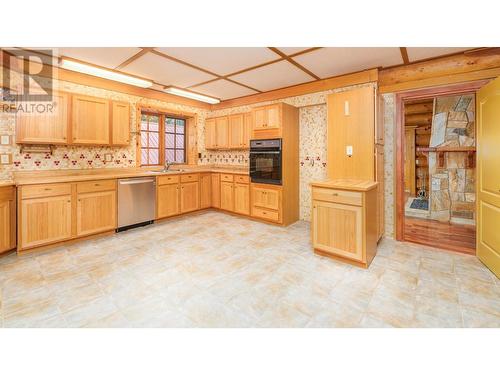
394;80;489;241
380;48;500;93
268;47;320;80
211;68;378;110
399;47;409;64
115;47;153;69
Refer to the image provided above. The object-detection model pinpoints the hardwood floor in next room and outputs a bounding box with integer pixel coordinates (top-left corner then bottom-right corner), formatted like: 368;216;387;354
404;217;476;255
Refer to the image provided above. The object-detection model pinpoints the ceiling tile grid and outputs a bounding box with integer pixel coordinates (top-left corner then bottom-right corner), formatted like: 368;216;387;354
57;47;141;69
194;79;258;100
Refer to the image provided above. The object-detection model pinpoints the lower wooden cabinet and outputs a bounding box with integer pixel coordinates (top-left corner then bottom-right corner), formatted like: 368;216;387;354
200;173;212;209
180;181;199;213
76;190;116;237
251;183;282;223
234;183;250;215
157;183;180;218
310;181;378;268
20;194;72;249
0;186;16;253
211;173;220;208
220;181;234;211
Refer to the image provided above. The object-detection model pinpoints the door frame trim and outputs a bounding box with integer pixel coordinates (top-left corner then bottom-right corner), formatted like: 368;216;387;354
394;80;490;243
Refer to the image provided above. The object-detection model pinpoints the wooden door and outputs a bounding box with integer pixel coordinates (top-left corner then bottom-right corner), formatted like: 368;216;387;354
76;190;116;237
211;173;220;208
234;183;250;215
157;183;180;218
220;181;234;211
16;91;69;144
180;181;199;213
20;195;72;249
72;94;110;145
229;114;244;148
477;77;500;277
312;200;363;261
253;107;267;130
266;104;281;129
200;173;212;209
111;101;130;145
242;112;252;148
215;116;229;149
404;126;417;195
251;186;280;210
205;118;217;149
327;87;375;180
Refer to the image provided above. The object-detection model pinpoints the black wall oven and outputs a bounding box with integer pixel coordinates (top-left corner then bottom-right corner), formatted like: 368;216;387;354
249;139;282;185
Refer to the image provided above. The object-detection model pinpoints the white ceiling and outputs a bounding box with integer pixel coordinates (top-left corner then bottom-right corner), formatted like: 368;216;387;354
54;47;473;102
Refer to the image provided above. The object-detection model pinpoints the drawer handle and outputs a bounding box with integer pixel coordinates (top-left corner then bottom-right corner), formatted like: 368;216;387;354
94;184;100;186
44;188;52;191
332;193;339;196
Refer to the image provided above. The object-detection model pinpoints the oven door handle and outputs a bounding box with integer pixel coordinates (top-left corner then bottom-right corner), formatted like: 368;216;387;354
249;150;281;154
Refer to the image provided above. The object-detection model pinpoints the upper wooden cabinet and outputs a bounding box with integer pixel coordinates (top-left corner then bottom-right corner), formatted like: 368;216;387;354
215;116;229;149
243;112;252;148
0;186;16;254
16;91;69;144
111;101;130;145
251;104;283;139
205;118;217;149
72;94;110;145
205;113;251;150
229;114;244;149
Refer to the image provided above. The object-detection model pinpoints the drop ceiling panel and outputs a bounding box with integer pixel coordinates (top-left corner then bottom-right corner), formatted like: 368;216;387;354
276;47;311;55
294;47;403;78
193;79;258;100
230;60;314;92
155;47;280;76
57;47;141;69
406;47;470;62
121;52;217;88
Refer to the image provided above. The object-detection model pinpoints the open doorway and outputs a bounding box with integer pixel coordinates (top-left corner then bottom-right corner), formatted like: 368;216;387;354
395;81;488;255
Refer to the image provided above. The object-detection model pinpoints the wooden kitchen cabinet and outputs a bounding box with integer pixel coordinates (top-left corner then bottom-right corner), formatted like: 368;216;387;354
157;183;180;218
16;91;70;144
200;173;212;209
310;180;378;268
215;116;229;149
229;114;244;149
251;183;282;223
20;193;72;250
220;181;234;211
252;104;282;139
0;186;16;253
111;101;130;145
72;94;110;145
76;190;116;237
205;118;217;149
234;183;250;215
211;173;221;208
243;112;252;148
180;181;199;213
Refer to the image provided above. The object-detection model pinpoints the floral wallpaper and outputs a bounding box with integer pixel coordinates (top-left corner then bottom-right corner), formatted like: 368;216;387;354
382;93;395;238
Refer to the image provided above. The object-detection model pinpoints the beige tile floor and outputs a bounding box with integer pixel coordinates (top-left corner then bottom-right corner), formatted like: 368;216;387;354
1;211;499;328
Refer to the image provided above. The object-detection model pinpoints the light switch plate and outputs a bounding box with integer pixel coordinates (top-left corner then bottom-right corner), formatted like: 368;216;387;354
0;153;12;165
346;145;353;157
0;135;10;145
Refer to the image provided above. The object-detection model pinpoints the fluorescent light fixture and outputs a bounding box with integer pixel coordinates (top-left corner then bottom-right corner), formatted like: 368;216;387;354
164;87;220;104
60;58;153;88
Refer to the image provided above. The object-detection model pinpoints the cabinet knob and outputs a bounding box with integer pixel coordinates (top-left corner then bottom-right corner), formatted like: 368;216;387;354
44;188;52;191
332;193;338;196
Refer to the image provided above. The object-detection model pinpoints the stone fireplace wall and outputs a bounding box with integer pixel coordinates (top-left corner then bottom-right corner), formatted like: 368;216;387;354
428;94;475;224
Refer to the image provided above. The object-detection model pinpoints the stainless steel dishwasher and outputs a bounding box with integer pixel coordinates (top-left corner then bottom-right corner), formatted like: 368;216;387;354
117;177;156;231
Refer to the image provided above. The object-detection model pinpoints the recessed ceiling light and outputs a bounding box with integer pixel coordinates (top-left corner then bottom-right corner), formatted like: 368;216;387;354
60;58;153;88
164;87;220;104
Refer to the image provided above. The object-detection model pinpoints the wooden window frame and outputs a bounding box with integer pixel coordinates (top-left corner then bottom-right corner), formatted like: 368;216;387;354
164;117;187;164
140;113;161;166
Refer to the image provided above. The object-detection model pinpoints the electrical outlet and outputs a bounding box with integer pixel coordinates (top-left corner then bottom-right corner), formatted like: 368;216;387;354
104;153;113;162
0;135;10;145
0;153;12;165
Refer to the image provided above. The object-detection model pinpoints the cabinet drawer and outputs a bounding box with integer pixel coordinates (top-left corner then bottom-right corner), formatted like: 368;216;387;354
312;188;362;206
77;179;116;194
220;173;234;182
158;175;180;185
22;183;71;199
234;175;249;184
180;173;199;182
252;207;279;222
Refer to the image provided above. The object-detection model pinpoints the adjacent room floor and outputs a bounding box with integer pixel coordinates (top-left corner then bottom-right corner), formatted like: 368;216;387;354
0;211;498;328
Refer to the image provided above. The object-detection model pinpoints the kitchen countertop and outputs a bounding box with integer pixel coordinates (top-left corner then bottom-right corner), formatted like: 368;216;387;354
310;179;378;191
13;166;249;186
0;181;15;188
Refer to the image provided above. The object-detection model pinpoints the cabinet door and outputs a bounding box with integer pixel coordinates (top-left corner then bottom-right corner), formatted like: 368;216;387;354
157;183;180;218
200;173;212;209
251;186;280;210
20;195;72;249
16;91;69;144
229;114;244;148
266;104;281;129
0;200;11;252
180;181;199;213
111;101;130;145
211;173;220;208
76;190;116;237
220;181;234;211
312;200;363;261
242;112;252;148
253;107;267;130
205;118;216;149
215;116;229;148
234;183;250;215
72;94;110;145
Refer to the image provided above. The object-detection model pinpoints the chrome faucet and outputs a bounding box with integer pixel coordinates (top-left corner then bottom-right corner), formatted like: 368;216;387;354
161;159;172;172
